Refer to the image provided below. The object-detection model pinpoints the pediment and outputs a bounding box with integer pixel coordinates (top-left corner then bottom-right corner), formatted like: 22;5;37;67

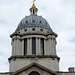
12;62;57;75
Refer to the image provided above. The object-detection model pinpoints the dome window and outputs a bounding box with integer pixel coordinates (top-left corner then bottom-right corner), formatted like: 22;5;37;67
47;31;49;33
19;32;20;33
25;29;27;32
39;21;42;24
20;22;22;25
40;29;43;31
26;21;28;24
32;28;35;31
32;20;35;23
45;21;47;25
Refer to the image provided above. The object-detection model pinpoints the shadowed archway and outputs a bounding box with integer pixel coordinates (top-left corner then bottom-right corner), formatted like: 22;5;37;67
29;71;40;75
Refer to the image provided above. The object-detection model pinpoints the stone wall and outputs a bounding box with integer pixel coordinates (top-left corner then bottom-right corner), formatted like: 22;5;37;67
9;56;59;72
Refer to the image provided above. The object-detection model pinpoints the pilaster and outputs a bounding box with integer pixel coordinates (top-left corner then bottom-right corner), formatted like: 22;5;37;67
12;39;14;55
54;38;56;54
49;38;52;55
22;39;24;55
44;39;46;55
36;37;39;55
27;38;30;55
30;38;32;55
14;38;17;55
38;38;41;55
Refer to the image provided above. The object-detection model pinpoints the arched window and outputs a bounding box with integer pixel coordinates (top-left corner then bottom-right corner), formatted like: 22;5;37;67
29;71;40;75
39;21;42;24
26;21;28;24
32;20;35;23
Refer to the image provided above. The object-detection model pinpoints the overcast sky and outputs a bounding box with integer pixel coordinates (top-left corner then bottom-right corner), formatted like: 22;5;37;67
0;0;75;72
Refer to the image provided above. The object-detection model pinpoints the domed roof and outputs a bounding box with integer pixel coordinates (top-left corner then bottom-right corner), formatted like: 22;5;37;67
16;5;52;31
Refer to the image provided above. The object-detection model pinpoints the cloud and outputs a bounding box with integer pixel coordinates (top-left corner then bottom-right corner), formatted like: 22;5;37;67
57;30;75;71
70;38;75;43
0;0;75;72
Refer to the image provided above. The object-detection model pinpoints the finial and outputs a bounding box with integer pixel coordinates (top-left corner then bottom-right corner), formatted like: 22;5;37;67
32;0;36;7
30;0;38;15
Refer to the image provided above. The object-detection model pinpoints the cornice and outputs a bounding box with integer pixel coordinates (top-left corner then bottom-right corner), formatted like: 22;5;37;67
8;55;60;62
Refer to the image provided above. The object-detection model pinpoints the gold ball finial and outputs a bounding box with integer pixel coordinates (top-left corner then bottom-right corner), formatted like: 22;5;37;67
32;3;36;7
32;0;36;7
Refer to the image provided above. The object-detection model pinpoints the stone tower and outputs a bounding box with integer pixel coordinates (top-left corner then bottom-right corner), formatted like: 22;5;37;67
9;3;60;73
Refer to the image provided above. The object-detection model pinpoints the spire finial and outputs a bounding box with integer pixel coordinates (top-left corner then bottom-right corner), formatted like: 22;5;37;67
32;0;36;7
30;0;38;15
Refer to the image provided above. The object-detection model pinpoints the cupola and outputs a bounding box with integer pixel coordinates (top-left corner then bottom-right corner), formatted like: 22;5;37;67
9;1;60;72
30;3;38;15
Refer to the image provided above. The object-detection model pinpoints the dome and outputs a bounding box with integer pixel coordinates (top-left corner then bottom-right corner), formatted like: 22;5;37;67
16;5;52;32
16;14;52;31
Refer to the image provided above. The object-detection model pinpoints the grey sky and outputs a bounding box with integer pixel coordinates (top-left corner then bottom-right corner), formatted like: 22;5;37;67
0;0;75;72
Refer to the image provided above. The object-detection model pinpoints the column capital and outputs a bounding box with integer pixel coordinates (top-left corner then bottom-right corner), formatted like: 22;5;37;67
27;37;30;39
30;37;32;39
36;37;39;39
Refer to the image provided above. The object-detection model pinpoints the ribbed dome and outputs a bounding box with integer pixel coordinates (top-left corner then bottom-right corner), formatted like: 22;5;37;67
16;14;52;31
16;6;52;32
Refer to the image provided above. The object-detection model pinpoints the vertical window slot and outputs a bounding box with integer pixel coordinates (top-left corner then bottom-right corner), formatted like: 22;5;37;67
32;37;36;54
24;38;27;55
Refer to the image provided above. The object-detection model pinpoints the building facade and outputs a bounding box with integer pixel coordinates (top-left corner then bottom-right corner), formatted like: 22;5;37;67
0;2;75;75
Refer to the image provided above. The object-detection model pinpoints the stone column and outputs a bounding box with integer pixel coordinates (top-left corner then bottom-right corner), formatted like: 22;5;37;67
36;37;39;55
52;35;56;55
53;38;55;54
52;38;54;54
16;38;19;55
12;39;14;55
49;38;52;55
13;39;15;55
30;38;32;55
38;38;41;55
22;39;24;55
27;38;30;55
54;38;56;54
44;39;46;55
14;38;17;55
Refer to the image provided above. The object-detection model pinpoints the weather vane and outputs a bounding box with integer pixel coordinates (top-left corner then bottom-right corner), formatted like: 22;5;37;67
33;0;36;4
32;0;36;7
